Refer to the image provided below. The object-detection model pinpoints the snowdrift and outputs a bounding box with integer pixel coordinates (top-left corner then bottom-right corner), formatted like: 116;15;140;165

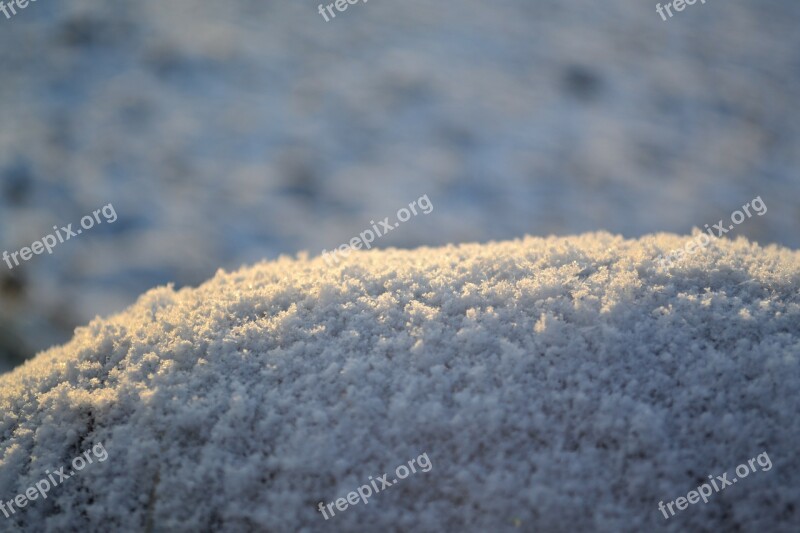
1;233;798;531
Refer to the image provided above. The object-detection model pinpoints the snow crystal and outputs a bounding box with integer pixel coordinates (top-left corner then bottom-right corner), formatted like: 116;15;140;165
1;233;798;531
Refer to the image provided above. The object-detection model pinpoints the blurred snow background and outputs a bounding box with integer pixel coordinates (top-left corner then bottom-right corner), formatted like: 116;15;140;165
1;0;799;371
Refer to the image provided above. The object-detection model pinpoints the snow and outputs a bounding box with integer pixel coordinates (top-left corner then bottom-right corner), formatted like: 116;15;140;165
2;0;800;367
1;233;798;531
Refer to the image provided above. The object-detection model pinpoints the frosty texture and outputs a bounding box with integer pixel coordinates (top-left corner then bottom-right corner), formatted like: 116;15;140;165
1;233;799;531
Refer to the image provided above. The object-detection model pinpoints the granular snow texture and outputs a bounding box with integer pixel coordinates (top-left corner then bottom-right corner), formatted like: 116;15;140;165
3;0;800;367
1;233;799;532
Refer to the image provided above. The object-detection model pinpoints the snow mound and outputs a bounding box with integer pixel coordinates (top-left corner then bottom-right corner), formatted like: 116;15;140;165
1;233;799;532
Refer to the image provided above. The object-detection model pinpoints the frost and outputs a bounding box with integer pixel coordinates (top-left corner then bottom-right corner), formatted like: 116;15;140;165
1;233;799;531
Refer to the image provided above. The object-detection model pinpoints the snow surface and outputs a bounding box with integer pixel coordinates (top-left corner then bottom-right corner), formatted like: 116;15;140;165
2;0;800;368
1;233;798;532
